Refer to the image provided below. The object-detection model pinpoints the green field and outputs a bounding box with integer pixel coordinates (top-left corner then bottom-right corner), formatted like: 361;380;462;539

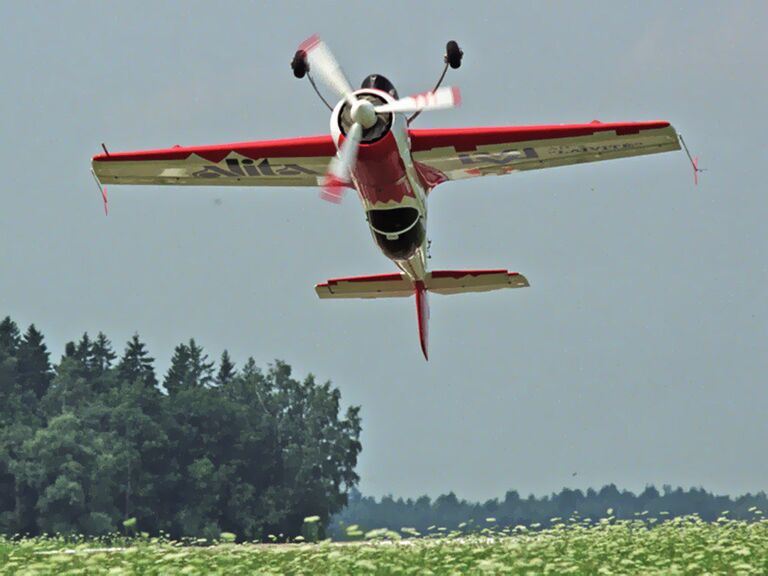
2;516;767;575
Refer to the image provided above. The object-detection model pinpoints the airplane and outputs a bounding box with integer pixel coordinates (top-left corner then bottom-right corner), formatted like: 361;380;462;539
91;35;694;360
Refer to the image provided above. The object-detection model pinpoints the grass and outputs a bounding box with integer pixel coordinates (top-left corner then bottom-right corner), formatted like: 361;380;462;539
1;516;767;575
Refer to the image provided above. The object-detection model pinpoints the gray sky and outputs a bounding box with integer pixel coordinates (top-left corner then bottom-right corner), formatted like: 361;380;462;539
2;1;766;501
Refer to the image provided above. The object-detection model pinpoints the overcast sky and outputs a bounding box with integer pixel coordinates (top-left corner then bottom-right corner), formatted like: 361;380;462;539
1;1;766;501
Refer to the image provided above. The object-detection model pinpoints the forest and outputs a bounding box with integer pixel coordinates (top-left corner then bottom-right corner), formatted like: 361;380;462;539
331;485;767;539
0;316;362;541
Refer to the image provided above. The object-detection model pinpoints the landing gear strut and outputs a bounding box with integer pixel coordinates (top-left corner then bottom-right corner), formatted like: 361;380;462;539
408;40;464;125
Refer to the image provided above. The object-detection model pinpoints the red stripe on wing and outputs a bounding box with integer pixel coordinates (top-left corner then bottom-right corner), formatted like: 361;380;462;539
91;135;336;164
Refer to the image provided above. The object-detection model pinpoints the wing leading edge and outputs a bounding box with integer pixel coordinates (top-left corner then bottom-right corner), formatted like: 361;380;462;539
91;135;336;187
409;121;680;186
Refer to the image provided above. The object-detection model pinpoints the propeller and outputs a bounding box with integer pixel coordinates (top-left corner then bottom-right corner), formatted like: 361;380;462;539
298;35;461;203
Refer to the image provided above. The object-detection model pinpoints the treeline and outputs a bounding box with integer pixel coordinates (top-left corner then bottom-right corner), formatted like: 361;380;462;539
330;485;767;538
0;316;361;541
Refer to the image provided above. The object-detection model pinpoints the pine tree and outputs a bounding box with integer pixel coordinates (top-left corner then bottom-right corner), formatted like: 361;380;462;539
74;333;93;370
216;350;236;386
17;324;52;401
241;357;258;378
164;342;190;395
61;333;99;382
164;339;213;394
118;334;157;389
188;339;214;388
0;322;20;531
0;317;21;356
91;332;117;373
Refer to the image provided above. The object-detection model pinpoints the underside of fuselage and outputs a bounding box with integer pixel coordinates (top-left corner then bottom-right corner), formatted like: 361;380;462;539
330;76;430;281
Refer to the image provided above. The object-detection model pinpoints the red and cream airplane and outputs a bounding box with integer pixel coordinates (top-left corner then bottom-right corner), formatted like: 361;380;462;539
91;36;687;359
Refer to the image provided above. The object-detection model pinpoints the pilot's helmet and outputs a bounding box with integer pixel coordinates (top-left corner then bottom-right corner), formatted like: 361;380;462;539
360;74;398;99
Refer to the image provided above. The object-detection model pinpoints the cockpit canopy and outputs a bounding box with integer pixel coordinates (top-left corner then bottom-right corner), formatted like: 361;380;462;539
367;207;425;260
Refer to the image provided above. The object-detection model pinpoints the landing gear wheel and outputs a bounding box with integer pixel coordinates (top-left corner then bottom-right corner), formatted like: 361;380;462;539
445;41;463;69
291;50;308;78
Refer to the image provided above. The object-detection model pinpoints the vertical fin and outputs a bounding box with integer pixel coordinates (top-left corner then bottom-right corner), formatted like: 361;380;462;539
414;281;429;360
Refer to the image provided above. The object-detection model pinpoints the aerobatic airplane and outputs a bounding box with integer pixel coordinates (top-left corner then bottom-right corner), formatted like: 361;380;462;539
91;36;692;359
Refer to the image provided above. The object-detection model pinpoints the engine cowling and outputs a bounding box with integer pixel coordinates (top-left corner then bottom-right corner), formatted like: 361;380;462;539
336;92;393;144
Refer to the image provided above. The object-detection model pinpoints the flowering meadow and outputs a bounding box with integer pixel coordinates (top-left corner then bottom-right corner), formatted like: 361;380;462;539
2;514;767;575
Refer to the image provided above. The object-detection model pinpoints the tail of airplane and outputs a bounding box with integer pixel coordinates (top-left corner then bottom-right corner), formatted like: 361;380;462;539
315;269;529;360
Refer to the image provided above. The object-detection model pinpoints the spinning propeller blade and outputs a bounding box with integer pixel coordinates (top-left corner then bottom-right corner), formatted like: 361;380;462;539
321;122;362;203
374;86;461;114
299;35;355;105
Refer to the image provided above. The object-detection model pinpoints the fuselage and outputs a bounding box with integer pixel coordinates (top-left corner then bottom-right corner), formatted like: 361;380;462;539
330;88;430;281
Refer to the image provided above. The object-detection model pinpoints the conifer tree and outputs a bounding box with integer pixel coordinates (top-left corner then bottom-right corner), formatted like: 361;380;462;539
188;339;214;388
164;339;213;394
0;317;20;356
0;323;19;531
118;334;157;389
216;350;236;386
164;342;191;395
17;324;52;401
62;333;99;383
74;333;93;370
91;332;117;373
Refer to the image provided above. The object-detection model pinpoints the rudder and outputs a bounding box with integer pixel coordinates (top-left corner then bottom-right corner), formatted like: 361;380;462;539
414;281;430;360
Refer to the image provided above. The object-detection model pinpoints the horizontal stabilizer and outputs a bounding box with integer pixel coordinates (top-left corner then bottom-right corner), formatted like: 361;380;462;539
315;269;528;300
427;269;528;295
315;273;412;299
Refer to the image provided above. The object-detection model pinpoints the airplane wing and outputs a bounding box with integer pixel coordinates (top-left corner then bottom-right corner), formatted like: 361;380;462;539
91;135;336;187
409;121;680;186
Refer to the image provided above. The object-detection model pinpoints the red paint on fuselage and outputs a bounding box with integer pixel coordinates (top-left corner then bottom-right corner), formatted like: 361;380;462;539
349;131;415;205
